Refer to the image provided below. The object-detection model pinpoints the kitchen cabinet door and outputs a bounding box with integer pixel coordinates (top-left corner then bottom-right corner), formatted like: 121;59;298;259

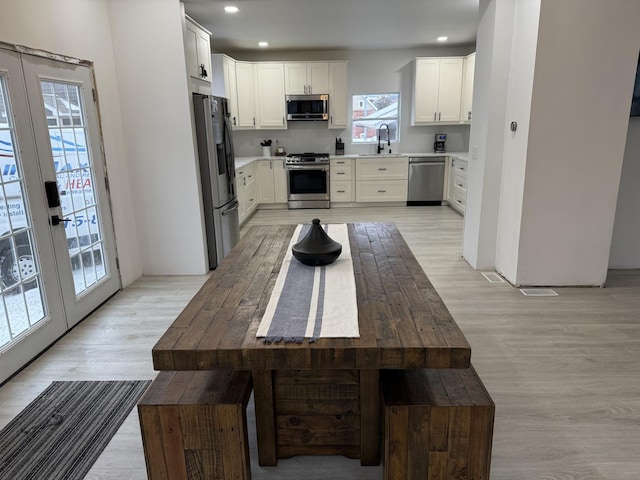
284;62;307;95
257;63;286;129
412;57;463;125
437;58;464;122
235;61;258;128
284;62;329;95
211;54;240;128
184;17;211;85
273;159;288;203
413;58;440;124
460;52;475;123
329;62;348;129
257;161;275;203
307;63;329;94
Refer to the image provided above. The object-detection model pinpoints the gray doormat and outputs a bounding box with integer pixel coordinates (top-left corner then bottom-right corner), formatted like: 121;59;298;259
0;380;150;480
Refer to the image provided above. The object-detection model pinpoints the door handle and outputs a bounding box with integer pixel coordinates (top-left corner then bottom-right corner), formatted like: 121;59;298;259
50;215;71;226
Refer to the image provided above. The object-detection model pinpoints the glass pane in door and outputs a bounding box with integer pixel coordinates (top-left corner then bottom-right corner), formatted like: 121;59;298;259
0;75;46;349
41;81;107;296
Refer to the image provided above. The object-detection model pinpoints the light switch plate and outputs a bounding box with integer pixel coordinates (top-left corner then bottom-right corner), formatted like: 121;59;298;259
472;145;478;160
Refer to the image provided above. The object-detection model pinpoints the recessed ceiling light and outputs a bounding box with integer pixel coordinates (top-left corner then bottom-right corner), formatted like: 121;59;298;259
224;5;239;13
437;36;448;42
258;41;269;48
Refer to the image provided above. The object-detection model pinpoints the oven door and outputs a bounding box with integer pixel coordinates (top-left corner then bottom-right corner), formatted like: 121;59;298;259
286;164;330;208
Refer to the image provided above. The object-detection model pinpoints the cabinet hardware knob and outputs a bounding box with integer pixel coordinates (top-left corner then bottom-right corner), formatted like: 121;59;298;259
338;190;345;193
253;118;256;125
337;172;345;175
378;168;387;171
378;190;386;193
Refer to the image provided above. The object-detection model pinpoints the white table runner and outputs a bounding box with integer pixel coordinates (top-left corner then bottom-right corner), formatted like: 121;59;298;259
256;223;359;343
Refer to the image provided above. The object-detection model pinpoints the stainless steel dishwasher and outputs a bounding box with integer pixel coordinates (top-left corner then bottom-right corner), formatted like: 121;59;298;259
407;156;446;205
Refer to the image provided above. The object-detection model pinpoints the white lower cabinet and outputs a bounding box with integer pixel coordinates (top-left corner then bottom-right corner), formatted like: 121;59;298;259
237;162;257;224
447;156;468;215
330;158;354;202
257;159;287;205
355;157;408;203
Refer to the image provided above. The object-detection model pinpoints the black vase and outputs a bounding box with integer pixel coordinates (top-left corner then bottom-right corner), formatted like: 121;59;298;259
292;219;342;266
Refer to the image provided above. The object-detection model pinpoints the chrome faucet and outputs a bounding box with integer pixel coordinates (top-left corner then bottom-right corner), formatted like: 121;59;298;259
377;123;390;154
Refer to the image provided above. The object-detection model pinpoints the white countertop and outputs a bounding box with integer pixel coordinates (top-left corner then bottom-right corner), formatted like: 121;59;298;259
235;152;469;169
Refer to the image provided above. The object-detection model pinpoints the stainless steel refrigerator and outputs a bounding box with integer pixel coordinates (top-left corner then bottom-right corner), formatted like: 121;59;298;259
193;93;240;269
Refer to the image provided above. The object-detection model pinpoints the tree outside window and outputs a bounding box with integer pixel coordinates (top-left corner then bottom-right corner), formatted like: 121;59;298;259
351;93;399;143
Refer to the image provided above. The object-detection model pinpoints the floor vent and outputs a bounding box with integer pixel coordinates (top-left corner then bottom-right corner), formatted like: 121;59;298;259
519;288;558;297
481;272;506;283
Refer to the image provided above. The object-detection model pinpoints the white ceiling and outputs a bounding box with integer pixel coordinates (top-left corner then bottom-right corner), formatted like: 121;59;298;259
183;0;479;53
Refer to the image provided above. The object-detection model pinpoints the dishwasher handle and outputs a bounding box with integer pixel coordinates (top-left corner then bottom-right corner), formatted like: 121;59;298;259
409;158;446;165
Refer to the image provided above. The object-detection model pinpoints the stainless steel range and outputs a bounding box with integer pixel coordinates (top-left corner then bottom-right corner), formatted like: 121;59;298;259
285;153;330;209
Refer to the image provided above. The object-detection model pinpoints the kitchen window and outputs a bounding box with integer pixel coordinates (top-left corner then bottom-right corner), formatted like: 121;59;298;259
351;93;399;143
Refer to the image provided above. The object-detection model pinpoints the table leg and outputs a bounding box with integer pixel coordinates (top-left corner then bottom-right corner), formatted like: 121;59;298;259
360;369;380;465
252;370;278;466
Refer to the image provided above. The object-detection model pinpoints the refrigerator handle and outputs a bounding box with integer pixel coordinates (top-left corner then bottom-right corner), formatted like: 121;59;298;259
223;115;236;196
221;200;240;215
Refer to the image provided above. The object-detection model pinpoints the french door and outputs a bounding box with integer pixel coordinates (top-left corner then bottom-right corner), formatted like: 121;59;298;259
0;47;120;384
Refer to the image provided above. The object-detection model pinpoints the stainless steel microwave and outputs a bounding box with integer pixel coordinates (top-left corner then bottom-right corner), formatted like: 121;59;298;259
286;94;329;121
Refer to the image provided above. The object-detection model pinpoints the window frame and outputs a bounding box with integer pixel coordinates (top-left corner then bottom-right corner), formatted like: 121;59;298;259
351;92;400;144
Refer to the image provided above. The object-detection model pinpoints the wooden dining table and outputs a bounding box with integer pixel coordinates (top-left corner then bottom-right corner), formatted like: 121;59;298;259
152;222;471;466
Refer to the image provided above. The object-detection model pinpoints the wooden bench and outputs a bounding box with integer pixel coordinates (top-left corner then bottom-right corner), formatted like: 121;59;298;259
381;367;495;480
138;370;253;480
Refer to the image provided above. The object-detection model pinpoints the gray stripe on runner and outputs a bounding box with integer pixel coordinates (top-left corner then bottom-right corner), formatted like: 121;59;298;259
312;224;328;339
267;224;315;340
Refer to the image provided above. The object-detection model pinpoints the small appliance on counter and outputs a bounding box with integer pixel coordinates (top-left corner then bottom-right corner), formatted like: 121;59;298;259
274;140;286;156
335;138;344;155
434;133;447;153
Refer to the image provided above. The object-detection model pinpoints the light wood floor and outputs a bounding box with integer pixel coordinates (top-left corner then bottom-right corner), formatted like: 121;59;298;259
1;206;639;479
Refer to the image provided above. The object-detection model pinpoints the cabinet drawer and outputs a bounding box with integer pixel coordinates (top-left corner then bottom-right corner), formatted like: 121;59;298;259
245;181;257;211
356;158;408;181
451;157;468;177
331;165;352;181
237;162;256;183
331;180;354;202
330;158;352;168
451;172;467;191
356;180;407;202
451;184;466;213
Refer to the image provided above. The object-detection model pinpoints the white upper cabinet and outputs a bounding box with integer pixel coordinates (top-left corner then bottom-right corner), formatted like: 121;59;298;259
412;57;463;125
257;63;287;129
460;52;476;124
328;62;348;129
211;54;240;127
284;62;330;95
184;16;211;90
235;61;258;128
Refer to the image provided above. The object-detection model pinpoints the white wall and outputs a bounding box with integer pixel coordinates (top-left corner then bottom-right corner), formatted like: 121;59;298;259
609;117;640;268
107;0;208;275
222;48;474;157
514;0;640;286
462;0;515;270
0;0;143;286
493;0;541;283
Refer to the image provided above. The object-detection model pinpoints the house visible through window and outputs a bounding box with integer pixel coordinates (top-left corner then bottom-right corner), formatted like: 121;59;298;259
351;93;399;143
